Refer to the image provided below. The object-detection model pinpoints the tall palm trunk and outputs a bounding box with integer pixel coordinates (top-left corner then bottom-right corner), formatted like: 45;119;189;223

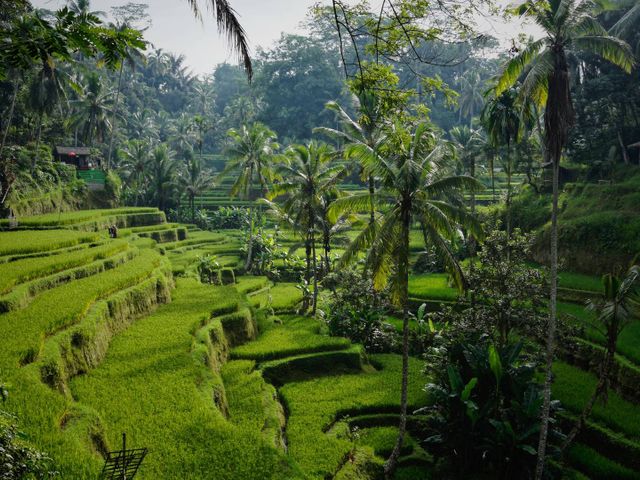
311;226;318;316
107;63;125;170
33;112;43;171
505;143;512;239
385;200;411;478
368;174;375;225
244;166;255;271
1;80;19;158
535;46;574;480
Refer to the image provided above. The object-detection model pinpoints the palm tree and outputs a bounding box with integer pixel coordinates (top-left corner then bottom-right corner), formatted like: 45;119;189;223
457;71;485;126
118;140;150;206
494;1;635;477
268;142;345;313
329;122;482;477
562;263;639;451
315;91;387;227
481;86;530;238
70;71;115;148
179;157;215;221
183;0;252;79
106;19;147;169
220;123;278;270
148;144;177;211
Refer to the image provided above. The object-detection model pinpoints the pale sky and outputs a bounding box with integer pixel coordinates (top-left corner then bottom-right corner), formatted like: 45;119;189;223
31;0;539;76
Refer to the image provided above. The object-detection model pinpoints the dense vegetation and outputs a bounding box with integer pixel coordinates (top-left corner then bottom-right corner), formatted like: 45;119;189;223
1;0;640;479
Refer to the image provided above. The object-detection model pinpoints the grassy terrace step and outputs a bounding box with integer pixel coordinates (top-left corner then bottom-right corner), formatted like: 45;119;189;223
249;283;303;312
0;249;171;478
0;229;100;256
0;239;128;295
280;354;428;479
553;362;640;442
568;443;640;480
0;208;165;230
0;248;136;312
231;315;351;362
160;231;228;250
71;279;297;479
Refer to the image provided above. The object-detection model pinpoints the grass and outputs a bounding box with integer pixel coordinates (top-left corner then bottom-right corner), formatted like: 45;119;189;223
559;271;604;293
0;239;128;294
553;362;640;441
280;354;428;479
1;207;160;227
231;315;351;361
0;229;100;256
568;443;640;480
70;279;298;479
408;273;459;301
250;283;303;312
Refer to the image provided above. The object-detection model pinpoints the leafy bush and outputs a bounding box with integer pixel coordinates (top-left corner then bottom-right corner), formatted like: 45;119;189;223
323;269;396;353
422;339;561;479
208;206;250;230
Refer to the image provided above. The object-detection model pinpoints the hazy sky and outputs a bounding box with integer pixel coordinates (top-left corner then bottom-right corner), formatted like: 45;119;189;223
31;0;537;76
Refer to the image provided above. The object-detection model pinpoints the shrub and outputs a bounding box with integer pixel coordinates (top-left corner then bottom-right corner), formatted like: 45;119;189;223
323;269;397;353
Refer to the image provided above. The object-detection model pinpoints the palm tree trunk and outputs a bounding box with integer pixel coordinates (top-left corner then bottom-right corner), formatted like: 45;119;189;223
535;155;560;480
506;143;512;239
385;203;411;479
244;206;254;271
107;63;125;171
1;80;19;159
311;226;318;316
33;113;43;171
368;174;375;225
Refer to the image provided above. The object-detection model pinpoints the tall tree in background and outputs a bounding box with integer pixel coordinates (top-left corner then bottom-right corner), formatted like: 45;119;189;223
330;121;482;477
180;157;214;221
220;123;278;270
494;1;635;477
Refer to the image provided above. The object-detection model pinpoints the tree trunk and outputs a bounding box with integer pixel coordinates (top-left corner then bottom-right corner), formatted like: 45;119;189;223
244;205;254;271
535;154;560;480
506;143;512;240
368;174;375;225
1;80;19;159
385;201;411;479
311;227;318;316
618;131;630;165
33;113;43;171
107;63;125;170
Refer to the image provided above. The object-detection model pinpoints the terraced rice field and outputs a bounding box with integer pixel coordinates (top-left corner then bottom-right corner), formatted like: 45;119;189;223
0;207;432;479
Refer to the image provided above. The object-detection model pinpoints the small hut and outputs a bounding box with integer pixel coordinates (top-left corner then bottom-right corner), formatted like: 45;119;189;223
53;146;97;170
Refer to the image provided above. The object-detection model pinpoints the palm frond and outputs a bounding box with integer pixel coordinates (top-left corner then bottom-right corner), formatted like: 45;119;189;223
328;193;388;223
422;224;466;291
495;38;546;96
572;35;635;72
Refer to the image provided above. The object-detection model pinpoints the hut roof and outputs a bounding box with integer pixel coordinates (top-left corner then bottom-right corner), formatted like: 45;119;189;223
54;146;91;155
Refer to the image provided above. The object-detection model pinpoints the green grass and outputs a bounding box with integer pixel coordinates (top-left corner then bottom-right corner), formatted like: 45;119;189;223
0;229;100;256
568;443;640;480
251;283;303;312
553;362;640;440
408;273;459;301
280;354;428;479
235;276;270;294
0;239;128;294
231;315;351;361
70;279;298;479
559;271;604;293
2;207;160;227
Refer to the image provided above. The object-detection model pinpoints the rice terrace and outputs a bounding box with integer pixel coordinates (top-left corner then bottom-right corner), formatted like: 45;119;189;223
1;0;640;479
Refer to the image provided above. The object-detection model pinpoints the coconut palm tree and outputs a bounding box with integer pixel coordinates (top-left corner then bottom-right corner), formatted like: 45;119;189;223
268;142;346;313
183;0;252;79
220;123;278;270
493;1;635;477
315;91;387;227
481;86;531;238
457;71;485;126
179;157;215;221
70;71;115;147
562;263;640;451
118;140;150;206
329;121;482;477
148;144;177;211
